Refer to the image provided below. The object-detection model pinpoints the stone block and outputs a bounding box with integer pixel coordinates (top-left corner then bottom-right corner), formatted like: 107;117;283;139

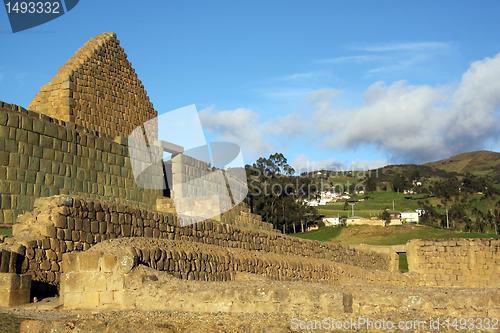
79;252;102;272
113;290;136;310
100;290;114;305
107;274;124;291
100;255;117;273
53;214;67;228
0;273;31;307
62;252;79;273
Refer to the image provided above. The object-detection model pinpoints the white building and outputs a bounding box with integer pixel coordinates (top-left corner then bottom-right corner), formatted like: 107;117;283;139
304;199;319;207
401;211;419;223
323;215;341;226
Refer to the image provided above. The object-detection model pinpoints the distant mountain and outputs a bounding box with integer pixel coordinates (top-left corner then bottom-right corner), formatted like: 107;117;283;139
423;150;500;177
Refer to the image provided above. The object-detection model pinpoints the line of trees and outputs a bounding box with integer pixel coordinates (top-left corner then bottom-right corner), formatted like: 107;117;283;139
245;153;320;233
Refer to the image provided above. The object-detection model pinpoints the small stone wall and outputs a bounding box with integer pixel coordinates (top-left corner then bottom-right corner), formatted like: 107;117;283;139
0;272;31;307
0;248;31;306
60;250;351;313
407;238;500;288
353;244;407;272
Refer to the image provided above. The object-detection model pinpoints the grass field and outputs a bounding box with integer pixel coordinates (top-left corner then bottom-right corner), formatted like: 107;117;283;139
291;223;500;245
0;228;12;237
317;191;430;218
0;313;26;333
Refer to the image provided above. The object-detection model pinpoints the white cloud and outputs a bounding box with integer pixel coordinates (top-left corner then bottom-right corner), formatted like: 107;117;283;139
198;51;500;166
291;154;344;174
277;71;327;81
309;52;500;163
317;55;383;64
348;42;451;52
321;41;453;78
261;88;313;99
198;106;277;159
15;72;29;84
291;154;387;174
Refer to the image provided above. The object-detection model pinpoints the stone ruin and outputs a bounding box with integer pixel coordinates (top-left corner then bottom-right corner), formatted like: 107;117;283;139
1;33;500;322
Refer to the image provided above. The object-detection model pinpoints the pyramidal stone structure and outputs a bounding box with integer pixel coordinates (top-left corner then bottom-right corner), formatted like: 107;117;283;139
28;32;157;140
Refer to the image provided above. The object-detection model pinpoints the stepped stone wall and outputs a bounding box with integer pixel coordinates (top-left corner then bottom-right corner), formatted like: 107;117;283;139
3;195;391;293
407;238;500;288
0;101;163;225
157;199;275;232
28;32;157;141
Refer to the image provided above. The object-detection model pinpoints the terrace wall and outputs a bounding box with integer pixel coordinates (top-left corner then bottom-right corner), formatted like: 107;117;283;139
6;195;391;292
407;238;500;288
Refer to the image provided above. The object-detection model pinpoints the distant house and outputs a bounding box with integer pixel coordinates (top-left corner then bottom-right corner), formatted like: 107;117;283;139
346;216;364;225
388;212;402;225
401;211;419;223
304;199;319;207
346;216;388;226
323;215;340;226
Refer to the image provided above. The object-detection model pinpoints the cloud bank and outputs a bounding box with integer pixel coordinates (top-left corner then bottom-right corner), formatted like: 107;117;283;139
199;52;500;167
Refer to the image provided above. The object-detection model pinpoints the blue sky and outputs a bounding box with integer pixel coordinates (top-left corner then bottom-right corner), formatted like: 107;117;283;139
2;1;500;173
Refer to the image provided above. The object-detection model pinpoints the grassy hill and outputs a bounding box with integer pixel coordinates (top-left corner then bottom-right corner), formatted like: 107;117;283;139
316;191;430;218
291;224;500;246
423;150;500;177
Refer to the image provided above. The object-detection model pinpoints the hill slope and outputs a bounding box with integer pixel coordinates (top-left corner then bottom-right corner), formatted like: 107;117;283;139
423;150;500;177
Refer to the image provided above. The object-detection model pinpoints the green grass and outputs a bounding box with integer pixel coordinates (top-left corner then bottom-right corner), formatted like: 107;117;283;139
0;313;27;333
399;253;408;273
317;191;430;218
290;224;500;246
0;228;12;237
291;226;345;242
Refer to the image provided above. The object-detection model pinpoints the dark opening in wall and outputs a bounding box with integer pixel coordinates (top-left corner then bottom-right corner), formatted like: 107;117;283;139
162;161;172;198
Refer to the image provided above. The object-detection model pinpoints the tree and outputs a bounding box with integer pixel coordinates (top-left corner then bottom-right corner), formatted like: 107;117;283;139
246;153;319;233
391;174;408;192
364;177;377;193
380;210;391;226
410;169;421;181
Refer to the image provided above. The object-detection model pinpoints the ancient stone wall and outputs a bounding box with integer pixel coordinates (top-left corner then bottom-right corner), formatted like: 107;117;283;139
5;195;391;292
0;100;163;225
60;249;350;313
353;244;407;272
59;240;500;318
28;32;157;141
407;238;500;288
157;199;275;232
170;154;247;202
